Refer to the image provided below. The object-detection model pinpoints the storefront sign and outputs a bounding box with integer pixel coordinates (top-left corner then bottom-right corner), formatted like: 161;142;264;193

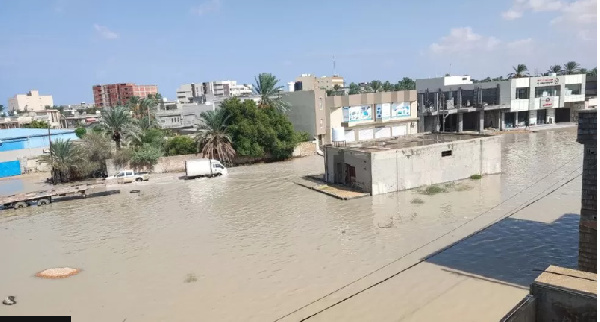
541;96;554;108
536;77;559;85
343;105;373;122
375;103;391;121
391;102;411;118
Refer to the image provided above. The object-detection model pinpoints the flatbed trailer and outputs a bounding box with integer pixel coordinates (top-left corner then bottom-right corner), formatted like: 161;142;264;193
0;183;107;210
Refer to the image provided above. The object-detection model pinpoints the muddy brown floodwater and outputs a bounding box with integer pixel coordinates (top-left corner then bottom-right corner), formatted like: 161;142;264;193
0;128;583;321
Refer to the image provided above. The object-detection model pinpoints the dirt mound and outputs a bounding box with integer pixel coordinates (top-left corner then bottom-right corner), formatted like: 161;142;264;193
35;267;80;279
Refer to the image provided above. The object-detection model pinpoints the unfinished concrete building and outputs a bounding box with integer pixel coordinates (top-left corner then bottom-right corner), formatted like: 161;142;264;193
324;133;501;195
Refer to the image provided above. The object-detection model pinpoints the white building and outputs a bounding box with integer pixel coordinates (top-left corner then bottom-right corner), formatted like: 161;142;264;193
8;90;54;112
176;81;253;103
416;74;587;132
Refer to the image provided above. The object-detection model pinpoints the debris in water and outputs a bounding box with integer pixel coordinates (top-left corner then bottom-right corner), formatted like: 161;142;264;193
35;267;80;279
2;296;16;305
184;274;198;283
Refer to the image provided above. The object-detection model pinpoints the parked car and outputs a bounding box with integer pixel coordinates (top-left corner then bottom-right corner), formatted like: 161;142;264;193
114;170;149;184
185;159;227;179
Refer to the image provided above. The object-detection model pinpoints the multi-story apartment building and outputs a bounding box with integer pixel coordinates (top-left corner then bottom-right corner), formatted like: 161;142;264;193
293;74;344;91
176;83;204;103
416;74;587;132
92;83;158;108
176;81;253;103
282;89;417;146
8;90;54;112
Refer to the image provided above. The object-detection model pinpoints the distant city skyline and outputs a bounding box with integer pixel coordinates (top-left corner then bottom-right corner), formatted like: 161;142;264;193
0;0;596;105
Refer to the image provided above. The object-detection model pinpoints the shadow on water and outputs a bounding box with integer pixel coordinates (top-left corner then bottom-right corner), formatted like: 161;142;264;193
425;213;579;287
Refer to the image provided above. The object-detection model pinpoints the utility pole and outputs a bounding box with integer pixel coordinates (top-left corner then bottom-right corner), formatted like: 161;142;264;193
47;122;54;184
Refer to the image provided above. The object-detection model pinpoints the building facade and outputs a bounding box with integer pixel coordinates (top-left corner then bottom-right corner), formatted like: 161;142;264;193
92;83;158;108
8;90;54;112
282;90;417;146
293;74;344;91
176;81;253;103
326;91;418;145
417;74;587;133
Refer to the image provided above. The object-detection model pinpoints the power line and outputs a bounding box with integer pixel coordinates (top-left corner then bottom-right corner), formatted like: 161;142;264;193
274;156;581;322
296;170;581;321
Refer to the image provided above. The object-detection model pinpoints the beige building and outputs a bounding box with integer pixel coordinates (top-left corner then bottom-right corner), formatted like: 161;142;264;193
325;91;418;145
282;90;418;146
8;90;54;112
293;74;344;91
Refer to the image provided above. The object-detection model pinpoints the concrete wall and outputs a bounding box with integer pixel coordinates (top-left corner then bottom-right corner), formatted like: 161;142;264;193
502;266;597;322
292;141;317;157
282;90;318;137
324;147;372;192
576;109;597;273
370;136;501;195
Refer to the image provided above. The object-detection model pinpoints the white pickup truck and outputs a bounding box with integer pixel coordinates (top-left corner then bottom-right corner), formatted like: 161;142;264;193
114;170;149;184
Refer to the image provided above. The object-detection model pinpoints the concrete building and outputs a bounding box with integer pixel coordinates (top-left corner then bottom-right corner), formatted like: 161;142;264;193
176;83;204;103
8;90;54;112
417;74;587;132
294;74;344;91
0;110;63;129
92;83;158;107
281;90;418;146
176;81;253;103
0;128;78;177
585;75;596;109
155;103;217;132
326;91;418;145
324;133;501;195
576;109;596;273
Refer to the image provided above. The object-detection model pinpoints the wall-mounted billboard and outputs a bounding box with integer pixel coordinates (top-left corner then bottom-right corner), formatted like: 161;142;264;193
343;105;373;122
391;102;411;118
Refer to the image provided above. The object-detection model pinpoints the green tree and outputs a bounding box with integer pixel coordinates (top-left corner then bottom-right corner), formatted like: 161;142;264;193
132;128;165;148
196;108;236;163
508;64;529;78
41;139;84;183
253;73;288;112
382;81;394;92
127;96;142;117
100;106;139;149
587;67;597;76
368;80;383;92
80;132;112;177
75;127;86;139
221;98;299;160
164;136;197;156
130;143;163;170
395;77;416;90
348;82;360;95
547;65;562;75
563;61;581;75
23;120;49;128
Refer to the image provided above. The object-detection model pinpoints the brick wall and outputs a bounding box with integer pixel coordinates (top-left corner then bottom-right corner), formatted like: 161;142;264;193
576;109;597;273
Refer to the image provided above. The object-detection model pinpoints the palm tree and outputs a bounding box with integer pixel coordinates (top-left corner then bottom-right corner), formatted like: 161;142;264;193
395;77;416;90
195;109;235;163
563;61;581;75
547;65;562;75
253;73;288;112
579;68;588;75
41;139;84;183
100;106;139;149
588;67;597;76
368;80;383;92
127;96;141;117
508;64;529;78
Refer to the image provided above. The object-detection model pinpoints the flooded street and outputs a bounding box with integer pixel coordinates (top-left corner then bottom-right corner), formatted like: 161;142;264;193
0;128;583;321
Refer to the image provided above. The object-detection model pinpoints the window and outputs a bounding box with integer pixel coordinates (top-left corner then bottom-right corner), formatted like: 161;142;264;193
565;84;582;95
441;150;452;157
535;86;560;98
515;87;529;99
320;119;323;128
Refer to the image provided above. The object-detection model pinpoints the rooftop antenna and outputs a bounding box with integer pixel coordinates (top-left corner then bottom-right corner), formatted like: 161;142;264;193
332;55;337;76
449;63;452;76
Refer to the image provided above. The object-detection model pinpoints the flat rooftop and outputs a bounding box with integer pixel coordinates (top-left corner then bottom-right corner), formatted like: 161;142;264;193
333;133;491;152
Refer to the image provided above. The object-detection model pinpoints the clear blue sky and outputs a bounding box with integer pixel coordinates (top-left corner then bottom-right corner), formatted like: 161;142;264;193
0;0;596;105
